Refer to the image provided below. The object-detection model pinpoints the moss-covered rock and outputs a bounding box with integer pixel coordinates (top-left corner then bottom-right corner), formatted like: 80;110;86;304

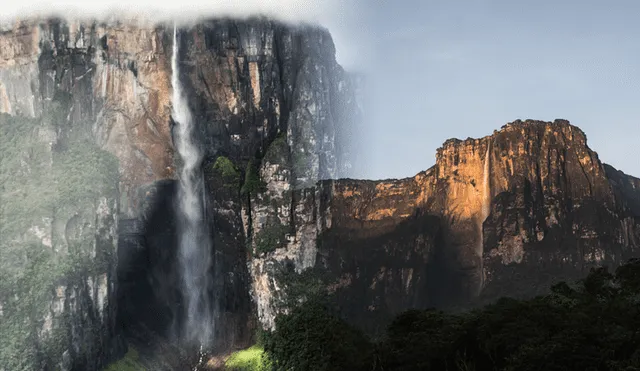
210;156;241;188
254;221;289;256
0;111;120;370
104;347;146;371
241;158;267;196
263;133;289;166
274;267;327;310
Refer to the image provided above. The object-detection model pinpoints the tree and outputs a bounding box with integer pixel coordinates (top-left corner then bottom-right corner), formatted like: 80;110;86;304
264;298;373;371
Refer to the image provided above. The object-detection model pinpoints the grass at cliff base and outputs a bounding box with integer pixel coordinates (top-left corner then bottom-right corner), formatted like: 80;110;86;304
104;347;146;371
224;345;271;371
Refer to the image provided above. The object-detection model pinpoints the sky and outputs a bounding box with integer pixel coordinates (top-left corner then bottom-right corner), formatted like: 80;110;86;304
2;0;639;180
353;0;640;179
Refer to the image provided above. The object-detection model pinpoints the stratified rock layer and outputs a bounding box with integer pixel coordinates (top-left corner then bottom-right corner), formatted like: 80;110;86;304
249;119;640;334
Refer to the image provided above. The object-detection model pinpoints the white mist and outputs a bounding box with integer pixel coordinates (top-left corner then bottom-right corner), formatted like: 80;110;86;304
171;25;214;347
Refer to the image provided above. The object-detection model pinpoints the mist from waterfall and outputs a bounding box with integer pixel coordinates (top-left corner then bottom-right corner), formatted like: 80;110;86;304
171;25;214;347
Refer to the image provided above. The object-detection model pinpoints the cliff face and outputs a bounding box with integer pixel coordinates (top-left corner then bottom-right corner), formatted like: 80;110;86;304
3;15;640;370
0;105;122;369
0;20;139;370
0;19;175;217
479;120;640;302
1;16;359;369
249;119;640;334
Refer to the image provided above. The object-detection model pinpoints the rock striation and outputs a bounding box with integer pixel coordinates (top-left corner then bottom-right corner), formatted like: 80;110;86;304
249;119;640;334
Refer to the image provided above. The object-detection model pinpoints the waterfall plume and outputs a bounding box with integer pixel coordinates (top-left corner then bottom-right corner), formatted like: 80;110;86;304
171;25;214;347
477;141;492;293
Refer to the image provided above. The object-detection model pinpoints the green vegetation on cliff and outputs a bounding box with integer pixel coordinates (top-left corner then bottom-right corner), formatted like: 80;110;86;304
244;259;640;371
225;345;272;371
263;133;289;166
241;158;267;196
274;268;327;311
264;298;374;371
254;221;289;255
210;156;241;188
104;347;146;371
0;111;119;370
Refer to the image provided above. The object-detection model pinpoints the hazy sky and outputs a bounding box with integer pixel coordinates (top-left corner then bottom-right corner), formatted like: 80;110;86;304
3;0;639;180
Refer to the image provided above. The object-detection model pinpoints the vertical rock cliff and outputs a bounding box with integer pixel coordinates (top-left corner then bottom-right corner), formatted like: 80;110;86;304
0;94;122;369
247;119;640;334
1;16;360;368
479;120;640;302
1;19;175;216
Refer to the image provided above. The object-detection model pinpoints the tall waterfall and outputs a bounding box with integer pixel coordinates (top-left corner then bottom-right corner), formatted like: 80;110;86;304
481;142;491;224
477;141;492;293
171;25;214;347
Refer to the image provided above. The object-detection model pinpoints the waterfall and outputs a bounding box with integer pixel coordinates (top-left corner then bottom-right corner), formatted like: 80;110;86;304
171;25;214;347
477;141;492;293
481;142;491;224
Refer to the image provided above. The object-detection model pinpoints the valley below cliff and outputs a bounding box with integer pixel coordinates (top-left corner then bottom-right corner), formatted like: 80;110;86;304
1;16;640;371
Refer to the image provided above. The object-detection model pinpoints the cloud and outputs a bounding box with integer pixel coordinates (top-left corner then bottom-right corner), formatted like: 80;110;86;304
1;0;339;24
0;0;364;67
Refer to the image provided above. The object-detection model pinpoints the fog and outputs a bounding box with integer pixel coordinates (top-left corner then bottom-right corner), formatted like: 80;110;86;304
0;0;366;70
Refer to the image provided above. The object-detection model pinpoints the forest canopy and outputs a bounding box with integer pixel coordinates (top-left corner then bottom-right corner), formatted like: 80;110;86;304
230;258;640;371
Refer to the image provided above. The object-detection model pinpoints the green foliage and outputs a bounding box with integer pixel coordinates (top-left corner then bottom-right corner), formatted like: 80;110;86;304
211;156;240;187
257;259;640;371
377;259;640;371
254;222;289;255
274;268;327;310
263;132;289;165
225;345;272;371
53;140;119;204
241;158;267;196
264;298;374;371
0;108;119;369
382;309;469;371
104;347;146;371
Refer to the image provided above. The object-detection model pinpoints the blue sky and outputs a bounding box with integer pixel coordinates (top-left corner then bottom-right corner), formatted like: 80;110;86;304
340;0;640;179
3;0;637;180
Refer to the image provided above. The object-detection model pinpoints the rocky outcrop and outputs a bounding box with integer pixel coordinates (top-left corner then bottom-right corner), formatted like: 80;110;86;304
1;18;175;369
248;119;640;334
479;120;640;302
